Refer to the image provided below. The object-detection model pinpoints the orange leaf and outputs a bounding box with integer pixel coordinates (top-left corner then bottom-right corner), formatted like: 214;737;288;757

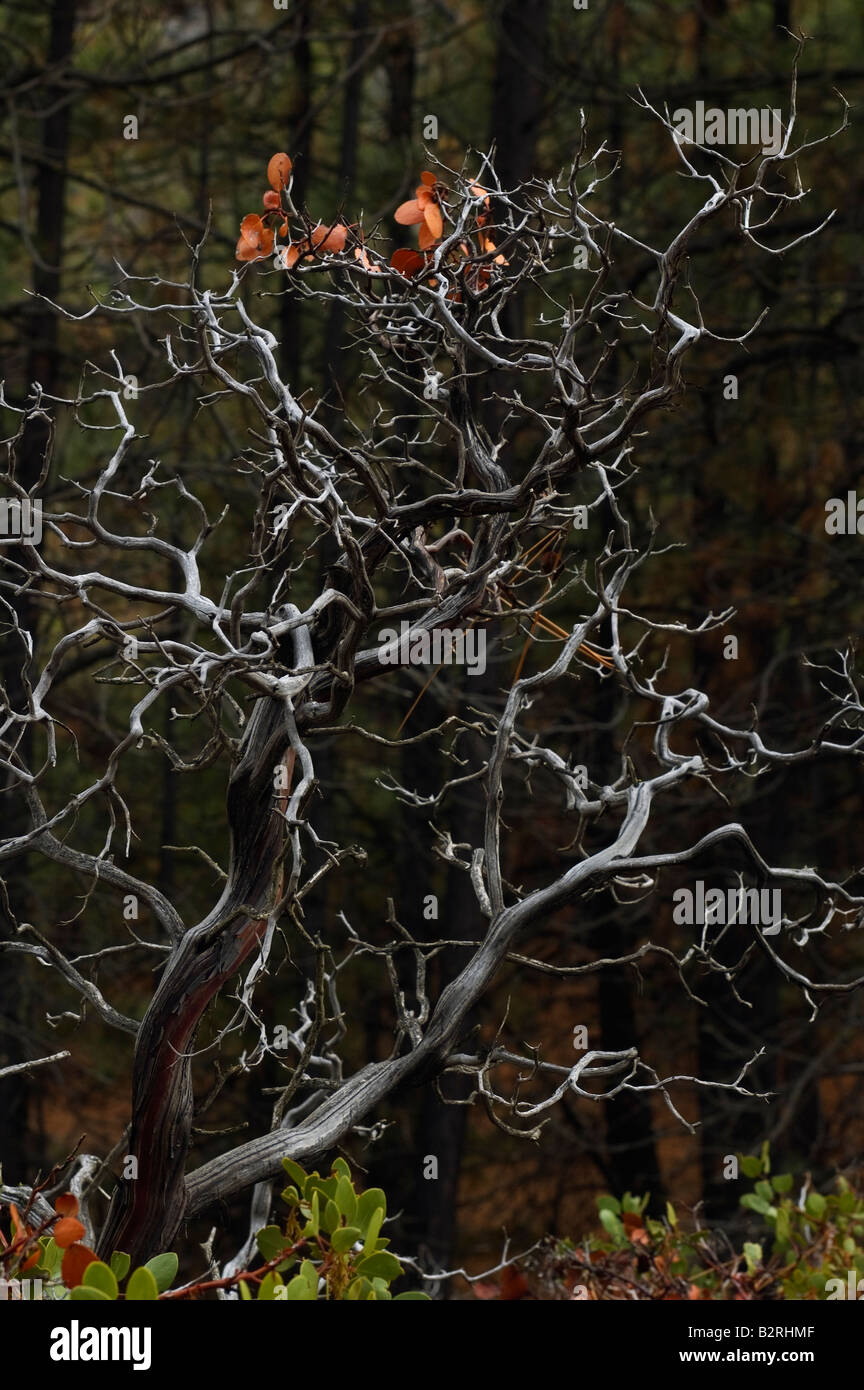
262;190;281;211
240;213;265;242
236;216;274;261
472;1281;500;1300
62;1242;98;1288
419;171;437;187
54;1193;79;1219
267;152;293;192
416;187;432;208
418;221;438;251
353;246;383;274
390;248;425;276
277;243;304;269
53;1217;86;1249
8;1203;38;1267
423;202;443;239
309;223;347;254
394;199;425;226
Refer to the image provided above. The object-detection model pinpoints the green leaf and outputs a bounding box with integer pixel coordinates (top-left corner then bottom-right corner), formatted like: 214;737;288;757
323;1198;341;1235
743;1242;762;1273
775;1208;791;1245
40;1237;62;1275
759;1140;771;1175
665;1201;678;1228
238;1278;251;1301
740;1193;774;1217
621;1191;646;1214
308;1176;338;1204
771;1173;793;1195
280;1185;300;1208
304;1190;320;1239
83;1261;119;1300
332;1157;351;1181
70;1285;112;1300
331;1226;362;1254
596;1195;621;1215
356;1251;402;1282
145;1252;178;1293
110;1251;131;1282
126;1266;159;1301
806;1192;827;1220
755;1180;774;1203
356;1188;386;1236
599;1208;625;1239
394;1291;431;1300
258;1272;283;1300
283;1273;316;1300
739;1156;763;1179
257;1225;288;1262
346;1276;372;1300
335;1176;357;1223
362;1204;385;1254
282;1158;308;1189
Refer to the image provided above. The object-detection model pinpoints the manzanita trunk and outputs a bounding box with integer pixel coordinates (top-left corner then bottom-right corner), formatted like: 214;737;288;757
98;703;294;1264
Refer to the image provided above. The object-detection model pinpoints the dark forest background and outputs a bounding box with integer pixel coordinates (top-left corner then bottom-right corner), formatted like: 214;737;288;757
1;0;862;1285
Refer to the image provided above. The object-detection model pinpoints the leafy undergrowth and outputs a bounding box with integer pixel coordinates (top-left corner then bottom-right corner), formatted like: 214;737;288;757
471;1146;864;1300
1;1157;427;1301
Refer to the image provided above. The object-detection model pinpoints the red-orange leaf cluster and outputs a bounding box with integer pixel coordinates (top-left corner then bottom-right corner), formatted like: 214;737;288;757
236;214;275;263
237;152;357;272
48;1191;101;1289
235;154;508;297
390;172;508;297
279;222;349;270
395;172;445;250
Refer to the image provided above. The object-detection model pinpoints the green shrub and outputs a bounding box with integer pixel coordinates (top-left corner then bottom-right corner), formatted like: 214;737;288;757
1;1158;428;1301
